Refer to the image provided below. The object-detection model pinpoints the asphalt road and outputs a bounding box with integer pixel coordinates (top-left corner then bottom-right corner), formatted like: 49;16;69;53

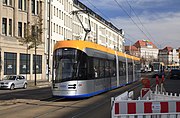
163;78;180;94
0;80;144;118
0;73;179;118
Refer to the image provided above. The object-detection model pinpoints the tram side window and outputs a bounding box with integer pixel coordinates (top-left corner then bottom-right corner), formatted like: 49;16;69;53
105;60;110;77
119;61;123;76
93;58;99;78
77;52;87;79
99;59;105;78
128;63;133;75
110;60;116;77
135;63;141;72
122;62;126;76
87;57;94;79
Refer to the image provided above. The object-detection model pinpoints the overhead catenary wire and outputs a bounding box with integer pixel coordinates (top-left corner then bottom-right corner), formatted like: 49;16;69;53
83;0;161;47
85;0;136;44
125;0;159;47
113;0;152;41
113;0;151;40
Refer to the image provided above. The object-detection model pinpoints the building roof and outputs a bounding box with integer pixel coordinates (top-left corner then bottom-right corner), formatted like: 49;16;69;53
125;46;138;51
162;46;173;52
133;40;157;49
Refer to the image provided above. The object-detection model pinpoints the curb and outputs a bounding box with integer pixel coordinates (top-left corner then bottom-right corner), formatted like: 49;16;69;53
27;81;51;88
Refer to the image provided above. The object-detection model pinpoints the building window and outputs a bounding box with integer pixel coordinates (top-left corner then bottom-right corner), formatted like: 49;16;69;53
9;19;12;36
24;23;27;37
9;0;12;6
20;54;30;74
3;0;7;5
53;23;55;32
18;22;22;37
54;6;55;16
36;1;39;14
4;52;17;75
31;0;35;14
18;0;22;9
31;25;37;36
57;8;58;17
33;55;42;74
56;25;58;33
2;18;7;35
24;0;27;11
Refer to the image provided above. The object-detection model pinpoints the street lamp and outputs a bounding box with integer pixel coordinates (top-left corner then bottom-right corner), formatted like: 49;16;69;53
47;0;51;82
32;27;37;86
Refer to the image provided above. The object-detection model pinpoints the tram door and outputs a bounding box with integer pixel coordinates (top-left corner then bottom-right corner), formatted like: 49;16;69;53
104;60;111;90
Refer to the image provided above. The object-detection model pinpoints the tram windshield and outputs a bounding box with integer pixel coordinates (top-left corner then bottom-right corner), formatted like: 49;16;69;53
53;48;77;82
153;63;160;71
53;48;88;82
152;62;164;72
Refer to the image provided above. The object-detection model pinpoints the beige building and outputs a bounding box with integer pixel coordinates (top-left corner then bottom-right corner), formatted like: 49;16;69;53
72;1;124;51
0;0;125;81
45;0;125;81
0;0;46;80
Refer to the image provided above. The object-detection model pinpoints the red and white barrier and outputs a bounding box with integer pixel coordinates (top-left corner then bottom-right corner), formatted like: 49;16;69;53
113;100;180;116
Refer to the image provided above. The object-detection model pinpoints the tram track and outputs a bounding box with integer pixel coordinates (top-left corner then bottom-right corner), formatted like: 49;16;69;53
0;96;68;116
70;77;156;118
34;79;148;118
0;74;156;118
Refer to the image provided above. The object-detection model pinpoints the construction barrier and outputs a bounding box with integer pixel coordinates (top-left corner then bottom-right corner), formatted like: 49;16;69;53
113;100;180;115
112;100;180;118
111;91;180;118
111;75;180;118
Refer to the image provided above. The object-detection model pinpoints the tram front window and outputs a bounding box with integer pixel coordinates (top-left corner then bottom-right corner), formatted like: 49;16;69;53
53;48;77;82
59;59;74;80
153;63;160;71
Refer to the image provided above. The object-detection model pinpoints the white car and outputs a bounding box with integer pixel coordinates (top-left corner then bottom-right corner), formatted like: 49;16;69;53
0;75;27;90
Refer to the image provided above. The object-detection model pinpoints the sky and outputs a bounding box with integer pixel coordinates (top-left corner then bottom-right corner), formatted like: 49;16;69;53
79;0;180;49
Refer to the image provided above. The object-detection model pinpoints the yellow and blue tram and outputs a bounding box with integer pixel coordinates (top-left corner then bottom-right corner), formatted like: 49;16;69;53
52;40;141;98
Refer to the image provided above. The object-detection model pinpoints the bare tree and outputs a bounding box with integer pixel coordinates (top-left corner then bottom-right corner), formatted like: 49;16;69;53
18;15;43;50
17;15;43;86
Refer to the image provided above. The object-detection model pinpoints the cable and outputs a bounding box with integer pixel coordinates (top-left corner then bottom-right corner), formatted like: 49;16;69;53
85;0;136;44
113;0;152;41
125;0;159;46
86;0;111;22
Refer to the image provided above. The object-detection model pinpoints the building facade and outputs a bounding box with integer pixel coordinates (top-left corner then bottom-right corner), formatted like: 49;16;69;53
133;40;159;61
125;40;158;71
0;0;46;80
125;45;140;57
45;0;125;80
72;0;124;51
0;0;125;80
158;47;179;66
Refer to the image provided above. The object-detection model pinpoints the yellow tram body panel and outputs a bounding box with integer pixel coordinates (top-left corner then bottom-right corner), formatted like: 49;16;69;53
54;40;140;61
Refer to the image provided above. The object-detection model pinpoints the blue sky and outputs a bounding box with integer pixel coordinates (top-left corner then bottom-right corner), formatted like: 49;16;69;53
79;0;180;48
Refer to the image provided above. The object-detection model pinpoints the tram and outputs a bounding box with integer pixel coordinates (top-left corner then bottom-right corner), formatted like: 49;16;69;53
52;40;141;98
151;62;164;77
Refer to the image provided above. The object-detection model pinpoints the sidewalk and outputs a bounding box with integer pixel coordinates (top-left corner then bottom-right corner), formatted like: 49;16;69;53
27;80;51;88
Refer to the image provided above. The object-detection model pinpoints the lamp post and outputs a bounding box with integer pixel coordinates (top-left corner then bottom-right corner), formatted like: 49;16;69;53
34;35;37;86
47;0;51;82
32;28;37;86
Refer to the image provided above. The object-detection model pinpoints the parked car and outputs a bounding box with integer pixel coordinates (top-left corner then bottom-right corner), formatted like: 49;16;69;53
0;75;27;90
169;69;180;79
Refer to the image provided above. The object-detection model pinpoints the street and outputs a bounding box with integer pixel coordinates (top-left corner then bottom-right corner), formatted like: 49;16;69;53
0;73;179;118
0;79;144;118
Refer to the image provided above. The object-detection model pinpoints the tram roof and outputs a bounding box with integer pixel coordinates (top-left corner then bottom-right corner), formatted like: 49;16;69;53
54;40;140;61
